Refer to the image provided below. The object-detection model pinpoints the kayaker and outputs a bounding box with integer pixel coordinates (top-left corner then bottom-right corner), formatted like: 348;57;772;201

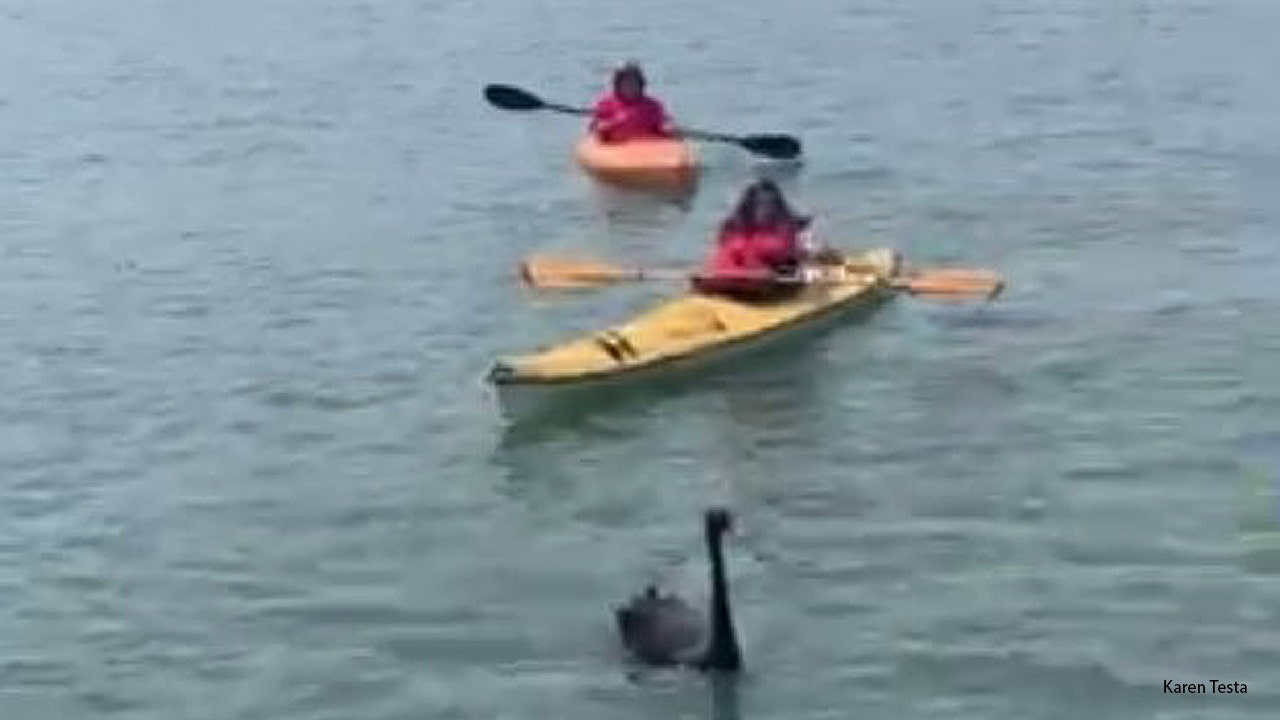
590;62;675;144
693;180;841;302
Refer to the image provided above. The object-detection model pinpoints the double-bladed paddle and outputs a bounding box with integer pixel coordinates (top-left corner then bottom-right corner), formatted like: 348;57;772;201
483;83;803;161
518;255;1005;301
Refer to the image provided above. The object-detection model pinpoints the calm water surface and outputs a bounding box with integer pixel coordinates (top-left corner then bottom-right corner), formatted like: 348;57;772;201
2;0;1278;718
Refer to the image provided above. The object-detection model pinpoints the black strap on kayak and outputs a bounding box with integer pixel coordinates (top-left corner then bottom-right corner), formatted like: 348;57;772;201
607;331;638;358
595;331;638;362
595;334;626;362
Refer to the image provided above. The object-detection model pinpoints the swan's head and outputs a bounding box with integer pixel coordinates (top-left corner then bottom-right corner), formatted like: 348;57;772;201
704;507;733;537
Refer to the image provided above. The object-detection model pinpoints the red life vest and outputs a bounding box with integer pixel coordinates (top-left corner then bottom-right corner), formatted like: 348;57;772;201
589;94;671;143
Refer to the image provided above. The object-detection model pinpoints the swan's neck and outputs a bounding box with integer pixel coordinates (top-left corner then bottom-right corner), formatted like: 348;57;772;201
703;527;742;671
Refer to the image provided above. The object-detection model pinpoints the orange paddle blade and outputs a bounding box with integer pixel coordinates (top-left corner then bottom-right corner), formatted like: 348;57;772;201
894;268;1004;300
519;257;643;289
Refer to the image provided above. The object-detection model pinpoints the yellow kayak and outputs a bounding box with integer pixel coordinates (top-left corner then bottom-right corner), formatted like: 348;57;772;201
574;135;699;191
489;248;900;413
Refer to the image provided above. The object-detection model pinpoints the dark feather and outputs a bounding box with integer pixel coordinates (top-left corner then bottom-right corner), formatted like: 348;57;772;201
614;585;705;664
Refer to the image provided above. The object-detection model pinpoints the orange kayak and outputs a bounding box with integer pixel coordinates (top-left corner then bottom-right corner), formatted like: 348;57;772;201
574;135;699;191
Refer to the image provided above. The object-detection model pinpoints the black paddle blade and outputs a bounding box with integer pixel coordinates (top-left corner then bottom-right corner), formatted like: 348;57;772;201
738;134;802;160
483;84;545;111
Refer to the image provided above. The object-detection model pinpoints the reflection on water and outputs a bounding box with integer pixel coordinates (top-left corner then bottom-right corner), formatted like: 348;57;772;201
709;673;742;720
492;375;697;446
703;343;830;504
582;156;804;237
489;311;862;529
492;307;852;450
1239;432;1280;572
588;179;698;229
717;348;828;439
748;158;805;186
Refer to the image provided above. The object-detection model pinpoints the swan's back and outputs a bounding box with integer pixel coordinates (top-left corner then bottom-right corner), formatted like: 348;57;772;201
614;585;705;665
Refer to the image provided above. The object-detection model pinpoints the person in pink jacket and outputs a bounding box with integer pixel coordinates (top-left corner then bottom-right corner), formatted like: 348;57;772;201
589;62;675;143
693;180;843;302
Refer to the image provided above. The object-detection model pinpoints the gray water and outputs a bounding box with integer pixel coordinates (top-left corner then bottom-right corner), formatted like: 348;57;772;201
3;0;1278;717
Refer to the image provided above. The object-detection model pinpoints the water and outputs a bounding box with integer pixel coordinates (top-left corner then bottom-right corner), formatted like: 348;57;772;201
2;0;1278;717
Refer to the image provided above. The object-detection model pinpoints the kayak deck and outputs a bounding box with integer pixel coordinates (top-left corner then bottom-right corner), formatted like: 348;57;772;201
489;248;899;388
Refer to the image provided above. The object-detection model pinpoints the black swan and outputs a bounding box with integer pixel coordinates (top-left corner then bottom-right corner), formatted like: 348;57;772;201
614;507;742;671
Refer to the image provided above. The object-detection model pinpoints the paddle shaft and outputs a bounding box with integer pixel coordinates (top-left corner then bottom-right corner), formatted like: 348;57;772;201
483;83;801;158
541;102;591;115
527;264;1002;297
522;103;756;145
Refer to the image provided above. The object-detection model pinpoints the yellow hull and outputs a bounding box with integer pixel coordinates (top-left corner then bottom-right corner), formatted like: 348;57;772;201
573;135;699;191
489;248;900;398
